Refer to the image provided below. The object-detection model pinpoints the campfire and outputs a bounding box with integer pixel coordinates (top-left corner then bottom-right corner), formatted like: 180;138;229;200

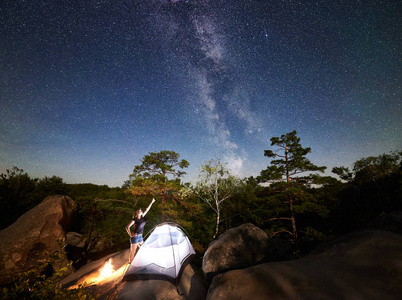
69;258;128;289
98;258;115;280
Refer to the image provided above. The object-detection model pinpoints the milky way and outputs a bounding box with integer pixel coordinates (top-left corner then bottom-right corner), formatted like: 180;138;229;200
1;0;401;186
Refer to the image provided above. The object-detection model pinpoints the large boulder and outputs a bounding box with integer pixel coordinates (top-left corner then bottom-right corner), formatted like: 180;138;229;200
207;230;402;300
0;195;75;284
202;223;292;279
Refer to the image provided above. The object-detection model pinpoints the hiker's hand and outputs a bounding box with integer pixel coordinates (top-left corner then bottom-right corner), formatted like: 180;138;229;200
152;198;156;203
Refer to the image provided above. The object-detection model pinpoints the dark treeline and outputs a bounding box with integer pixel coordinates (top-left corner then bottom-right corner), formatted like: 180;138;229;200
1;134;401;257
0;167;68;229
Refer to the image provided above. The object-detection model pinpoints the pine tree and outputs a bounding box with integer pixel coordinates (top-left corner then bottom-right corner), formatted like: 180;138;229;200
258;130;326;246
126;150;190;221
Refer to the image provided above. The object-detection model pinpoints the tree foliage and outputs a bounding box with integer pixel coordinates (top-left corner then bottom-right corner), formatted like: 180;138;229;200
192;159;244;239
333;151;402;187
331;151;402;230
258;130;327;246
0;167;67;229
0;241;95;300
260;130;326;182
126;151;191;222
2;144;401;267
127;151;189;201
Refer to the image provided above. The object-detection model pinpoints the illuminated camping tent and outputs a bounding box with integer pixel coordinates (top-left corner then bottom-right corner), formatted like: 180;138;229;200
122;222;196;283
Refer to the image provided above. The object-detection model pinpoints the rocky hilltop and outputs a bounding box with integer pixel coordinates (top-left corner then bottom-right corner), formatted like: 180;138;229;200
206;227;402;300
1;196;402;299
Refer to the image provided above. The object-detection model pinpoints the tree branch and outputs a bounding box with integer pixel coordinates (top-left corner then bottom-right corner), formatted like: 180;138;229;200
270;230;294;238
197;195;218;214
219;213;240;224
95;198;137;207
265;217;292;222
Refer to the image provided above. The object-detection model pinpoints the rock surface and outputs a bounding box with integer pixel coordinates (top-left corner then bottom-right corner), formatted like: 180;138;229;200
0;195;75;284
65;231;118;266
206;230;402;300
117;263;207;300
66;232;86;248
378;211;402;234
202;223;292;279
61;248;208;300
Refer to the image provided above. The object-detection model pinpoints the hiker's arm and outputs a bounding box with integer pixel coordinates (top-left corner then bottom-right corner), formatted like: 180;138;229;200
143;198;156;216
126;220;135;236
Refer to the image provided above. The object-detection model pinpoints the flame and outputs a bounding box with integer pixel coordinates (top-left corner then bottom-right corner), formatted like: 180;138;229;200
69;258;129;289
98;258;115;279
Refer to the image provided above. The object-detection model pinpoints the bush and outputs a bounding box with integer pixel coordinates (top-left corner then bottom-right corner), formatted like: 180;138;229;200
0;245;96;300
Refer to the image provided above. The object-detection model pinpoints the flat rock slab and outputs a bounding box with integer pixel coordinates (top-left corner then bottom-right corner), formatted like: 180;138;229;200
117;263;207;300
61;249;130;287
61;248;207;300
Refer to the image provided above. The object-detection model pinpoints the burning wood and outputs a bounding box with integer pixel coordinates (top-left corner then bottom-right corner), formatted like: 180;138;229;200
98;258;115;279
69;258;128;289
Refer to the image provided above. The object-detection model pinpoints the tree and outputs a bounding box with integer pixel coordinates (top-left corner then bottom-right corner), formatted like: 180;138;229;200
126;150;189;221
331;151;402;229
332;151;402;206
192;159;243;239
127;150;189;201
258;130;326;245
0;167;70;229
0;167;38;229
333;151;402;189
36;176;68;199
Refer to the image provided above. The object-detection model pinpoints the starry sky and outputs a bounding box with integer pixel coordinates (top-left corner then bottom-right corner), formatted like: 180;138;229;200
1;0;401;187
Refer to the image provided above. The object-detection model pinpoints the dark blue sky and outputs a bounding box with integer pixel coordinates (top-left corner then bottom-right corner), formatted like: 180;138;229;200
1;0;401;187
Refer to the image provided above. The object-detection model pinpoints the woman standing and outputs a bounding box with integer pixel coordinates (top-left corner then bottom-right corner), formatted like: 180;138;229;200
126;198;156;263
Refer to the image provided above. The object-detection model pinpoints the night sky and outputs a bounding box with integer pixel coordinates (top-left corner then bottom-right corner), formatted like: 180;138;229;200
1;0;401;187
